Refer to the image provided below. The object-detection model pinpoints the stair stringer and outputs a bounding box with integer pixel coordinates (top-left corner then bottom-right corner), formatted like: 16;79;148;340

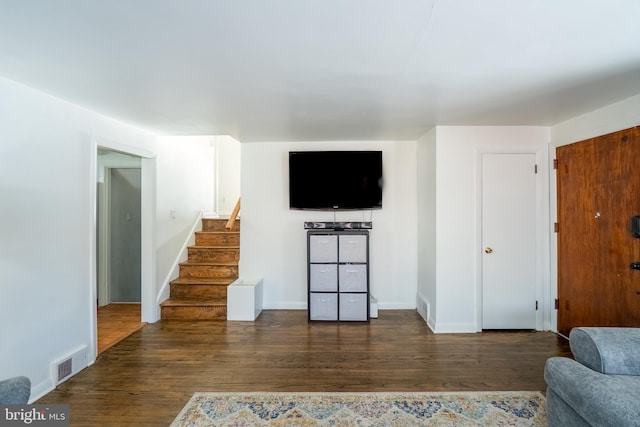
156;211;203;306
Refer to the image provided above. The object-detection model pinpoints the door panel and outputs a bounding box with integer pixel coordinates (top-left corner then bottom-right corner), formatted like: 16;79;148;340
556;127;640;336
482;153;537;329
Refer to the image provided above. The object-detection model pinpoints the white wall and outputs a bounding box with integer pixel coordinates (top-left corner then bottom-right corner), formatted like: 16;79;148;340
418;126;550;333
551;93;640;148
153;135;215;305
240;140;418;310
214;135;241;216
416;128;437;325
155;136;215;280
0;76;214;400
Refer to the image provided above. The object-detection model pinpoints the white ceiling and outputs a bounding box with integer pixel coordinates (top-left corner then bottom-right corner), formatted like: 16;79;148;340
1;0;639;142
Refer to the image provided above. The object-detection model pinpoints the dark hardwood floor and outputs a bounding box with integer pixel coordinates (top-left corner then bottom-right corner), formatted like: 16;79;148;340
38;310;571;426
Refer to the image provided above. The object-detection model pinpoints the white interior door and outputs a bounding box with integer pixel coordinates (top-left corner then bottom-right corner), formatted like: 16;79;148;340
482;153;537;329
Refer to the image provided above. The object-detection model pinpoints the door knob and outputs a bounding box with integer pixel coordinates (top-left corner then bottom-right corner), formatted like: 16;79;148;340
484;247;493;254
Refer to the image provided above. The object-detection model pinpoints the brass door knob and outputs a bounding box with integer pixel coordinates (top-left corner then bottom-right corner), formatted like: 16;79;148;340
484;247;493;254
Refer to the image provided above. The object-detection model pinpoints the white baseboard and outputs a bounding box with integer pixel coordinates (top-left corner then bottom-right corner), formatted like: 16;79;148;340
262;302;308;310
377;302;416;309
30;345;91;403
430;322;478;333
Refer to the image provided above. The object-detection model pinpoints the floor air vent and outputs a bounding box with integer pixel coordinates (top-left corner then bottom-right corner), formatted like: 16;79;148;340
52;345;87;385
58;358;72;382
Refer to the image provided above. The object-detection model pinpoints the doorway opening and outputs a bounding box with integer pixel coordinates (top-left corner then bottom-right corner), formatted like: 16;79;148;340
97;151;143;353
92;143;156;357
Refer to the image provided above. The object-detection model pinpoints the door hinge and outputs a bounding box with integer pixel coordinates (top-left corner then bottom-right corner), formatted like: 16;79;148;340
554;298;559;310
554;222;559;233
534;164;538;174
535;300;539;310
553;159;558;169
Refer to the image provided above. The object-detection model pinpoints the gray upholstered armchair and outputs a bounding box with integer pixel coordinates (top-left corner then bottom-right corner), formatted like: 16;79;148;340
0;376;31;404
544;327;640;427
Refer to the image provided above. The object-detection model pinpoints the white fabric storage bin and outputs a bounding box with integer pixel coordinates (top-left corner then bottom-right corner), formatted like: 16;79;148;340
339;293;368;321
309;235;338;262
309;264;338;291
309;293;338;321
338;264;367;292
338;235;367;263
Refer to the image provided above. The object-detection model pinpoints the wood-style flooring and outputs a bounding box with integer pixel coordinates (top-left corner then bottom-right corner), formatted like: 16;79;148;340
97;304;145;354
39;310;571;426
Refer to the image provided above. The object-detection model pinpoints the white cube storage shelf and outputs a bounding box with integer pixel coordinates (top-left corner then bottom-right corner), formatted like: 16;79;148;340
307;230;370;322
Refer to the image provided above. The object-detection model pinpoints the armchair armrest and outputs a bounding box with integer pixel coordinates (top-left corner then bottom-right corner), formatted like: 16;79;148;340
570;327;640;375
0;376;31;404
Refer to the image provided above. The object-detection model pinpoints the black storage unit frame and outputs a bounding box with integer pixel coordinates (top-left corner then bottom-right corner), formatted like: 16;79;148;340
307;229;370;322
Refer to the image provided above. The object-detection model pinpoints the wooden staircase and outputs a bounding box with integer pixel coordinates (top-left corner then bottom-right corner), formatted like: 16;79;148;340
160;217;240;320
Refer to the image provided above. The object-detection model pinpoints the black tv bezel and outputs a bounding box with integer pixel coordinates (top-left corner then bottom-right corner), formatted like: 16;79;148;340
288;150;383;211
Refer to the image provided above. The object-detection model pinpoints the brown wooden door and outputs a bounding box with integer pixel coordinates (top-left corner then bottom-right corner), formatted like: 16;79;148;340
556;127;640;336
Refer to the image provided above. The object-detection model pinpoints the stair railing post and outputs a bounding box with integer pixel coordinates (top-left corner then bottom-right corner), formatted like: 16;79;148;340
225;197;241;230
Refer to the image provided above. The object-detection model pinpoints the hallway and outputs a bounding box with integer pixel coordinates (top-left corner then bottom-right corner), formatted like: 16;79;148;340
97;303;145;354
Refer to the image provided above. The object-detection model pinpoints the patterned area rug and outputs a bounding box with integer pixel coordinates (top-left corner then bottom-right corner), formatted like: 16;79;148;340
171;391;547;426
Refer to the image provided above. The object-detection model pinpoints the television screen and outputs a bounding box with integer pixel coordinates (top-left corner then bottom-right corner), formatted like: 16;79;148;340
289;151;383;210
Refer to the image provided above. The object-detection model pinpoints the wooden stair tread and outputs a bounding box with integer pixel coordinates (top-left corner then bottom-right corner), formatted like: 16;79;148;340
161;298;227;307
189;245;240;249
162;216;240;321
170;277;235;285
179;261;238;266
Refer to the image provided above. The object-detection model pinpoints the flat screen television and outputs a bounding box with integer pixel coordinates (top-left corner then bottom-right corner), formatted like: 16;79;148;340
289;151;383;210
